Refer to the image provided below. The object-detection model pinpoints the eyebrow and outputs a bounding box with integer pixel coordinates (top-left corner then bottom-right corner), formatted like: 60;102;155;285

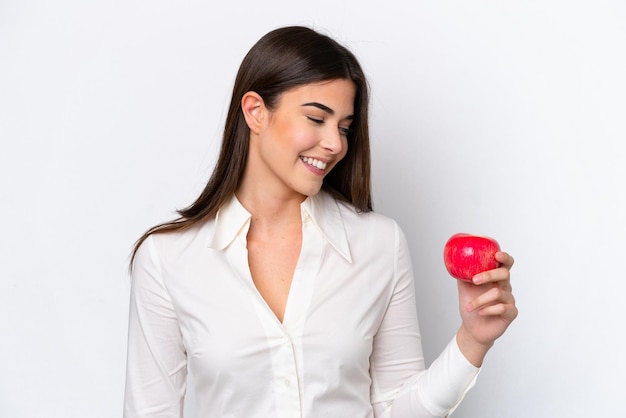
301;102;354;120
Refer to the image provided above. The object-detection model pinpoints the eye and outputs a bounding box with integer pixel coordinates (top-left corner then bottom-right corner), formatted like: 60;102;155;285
339;126;353;137
306;116;324;125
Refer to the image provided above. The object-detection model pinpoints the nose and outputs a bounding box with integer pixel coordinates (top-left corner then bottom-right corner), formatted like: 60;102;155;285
320;127;345;155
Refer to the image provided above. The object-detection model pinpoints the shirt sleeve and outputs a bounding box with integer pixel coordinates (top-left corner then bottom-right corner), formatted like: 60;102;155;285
124;235;188;418
370;223;480;418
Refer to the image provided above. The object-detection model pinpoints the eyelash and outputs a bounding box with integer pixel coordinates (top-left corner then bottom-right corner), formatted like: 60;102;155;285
307;116;353;137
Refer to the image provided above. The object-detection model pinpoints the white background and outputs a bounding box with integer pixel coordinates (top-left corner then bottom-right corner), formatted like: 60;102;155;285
1;1;624;417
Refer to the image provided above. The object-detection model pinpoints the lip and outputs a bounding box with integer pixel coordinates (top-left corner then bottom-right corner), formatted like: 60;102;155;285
300;156;328;175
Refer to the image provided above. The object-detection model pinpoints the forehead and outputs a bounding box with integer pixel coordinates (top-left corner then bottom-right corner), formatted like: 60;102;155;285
277;79;356;114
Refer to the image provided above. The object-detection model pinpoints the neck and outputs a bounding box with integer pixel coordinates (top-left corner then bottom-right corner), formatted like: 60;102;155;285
235;182;306;232
236;160;309;222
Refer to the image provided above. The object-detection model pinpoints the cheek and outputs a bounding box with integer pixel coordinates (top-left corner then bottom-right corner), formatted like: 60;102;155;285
274;119;313;148
291;132;321;155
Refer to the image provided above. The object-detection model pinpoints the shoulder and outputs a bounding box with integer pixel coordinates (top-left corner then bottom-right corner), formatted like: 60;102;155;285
334;197;402;236
135;218;216;268
327;195;414;282
314;193;406;254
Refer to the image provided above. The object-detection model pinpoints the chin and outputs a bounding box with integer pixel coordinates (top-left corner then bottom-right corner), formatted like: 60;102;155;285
296;184;323;198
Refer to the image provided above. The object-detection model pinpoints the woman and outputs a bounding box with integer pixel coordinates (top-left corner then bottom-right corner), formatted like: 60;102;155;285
124;25;518;417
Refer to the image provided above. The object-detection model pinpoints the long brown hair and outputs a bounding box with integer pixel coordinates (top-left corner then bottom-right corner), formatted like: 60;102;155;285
130;26;372;265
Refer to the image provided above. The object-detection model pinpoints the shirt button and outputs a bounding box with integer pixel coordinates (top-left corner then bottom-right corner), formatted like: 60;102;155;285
284;378;291;387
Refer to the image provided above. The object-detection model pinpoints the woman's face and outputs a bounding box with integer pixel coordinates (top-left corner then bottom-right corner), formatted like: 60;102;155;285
249;79;356;200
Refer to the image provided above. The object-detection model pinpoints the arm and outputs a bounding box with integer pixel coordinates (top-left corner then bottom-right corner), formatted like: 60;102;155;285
124;235;187;418
370;224;480;417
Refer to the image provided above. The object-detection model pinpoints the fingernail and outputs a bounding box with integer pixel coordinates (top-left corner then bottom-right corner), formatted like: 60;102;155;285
473;274;483;285
466;302;474;312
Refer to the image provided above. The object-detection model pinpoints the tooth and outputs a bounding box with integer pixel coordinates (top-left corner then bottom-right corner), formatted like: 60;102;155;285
301;157;326;170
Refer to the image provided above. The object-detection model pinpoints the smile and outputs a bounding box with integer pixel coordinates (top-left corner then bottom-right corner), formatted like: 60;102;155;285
300;156;327;170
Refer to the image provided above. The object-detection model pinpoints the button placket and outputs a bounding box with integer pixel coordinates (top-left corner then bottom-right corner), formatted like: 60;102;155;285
272;331;302;418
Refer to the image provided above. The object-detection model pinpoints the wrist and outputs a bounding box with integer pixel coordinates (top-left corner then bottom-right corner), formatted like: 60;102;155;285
456;326;493;368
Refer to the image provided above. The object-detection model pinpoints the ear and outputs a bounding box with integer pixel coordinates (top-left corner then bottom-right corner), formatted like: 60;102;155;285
241;91;266;135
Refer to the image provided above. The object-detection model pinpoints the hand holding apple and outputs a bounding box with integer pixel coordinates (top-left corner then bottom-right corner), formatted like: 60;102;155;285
445;235;518;368
443;233;501;281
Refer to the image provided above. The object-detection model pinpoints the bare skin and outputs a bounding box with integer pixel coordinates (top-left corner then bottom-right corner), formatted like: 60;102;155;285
456;251;518;367
236;80;355;323
244;201;302;323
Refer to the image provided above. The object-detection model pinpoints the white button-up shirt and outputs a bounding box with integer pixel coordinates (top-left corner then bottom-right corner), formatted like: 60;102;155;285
124;192;479;418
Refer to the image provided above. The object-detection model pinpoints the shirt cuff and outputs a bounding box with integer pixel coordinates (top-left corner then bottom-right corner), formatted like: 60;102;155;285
415;336;481;417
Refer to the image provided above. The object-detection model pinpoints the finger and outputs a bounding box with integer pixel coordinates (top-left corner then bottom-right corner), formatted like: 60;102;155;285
467;285;515;312
472;266;511;286
476;302;519;321
495;251;514;269
466;285;501;311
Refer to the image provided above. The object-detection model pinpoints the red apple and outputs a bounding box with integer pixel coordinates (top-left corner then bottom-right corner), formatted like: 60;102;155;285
443;233;501;281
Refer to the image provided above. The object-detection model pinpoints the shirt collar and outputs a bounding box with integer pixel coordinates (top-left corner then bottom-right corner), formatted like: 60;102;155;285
209;194;252;250
301;192;352;263
208;192;352;263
